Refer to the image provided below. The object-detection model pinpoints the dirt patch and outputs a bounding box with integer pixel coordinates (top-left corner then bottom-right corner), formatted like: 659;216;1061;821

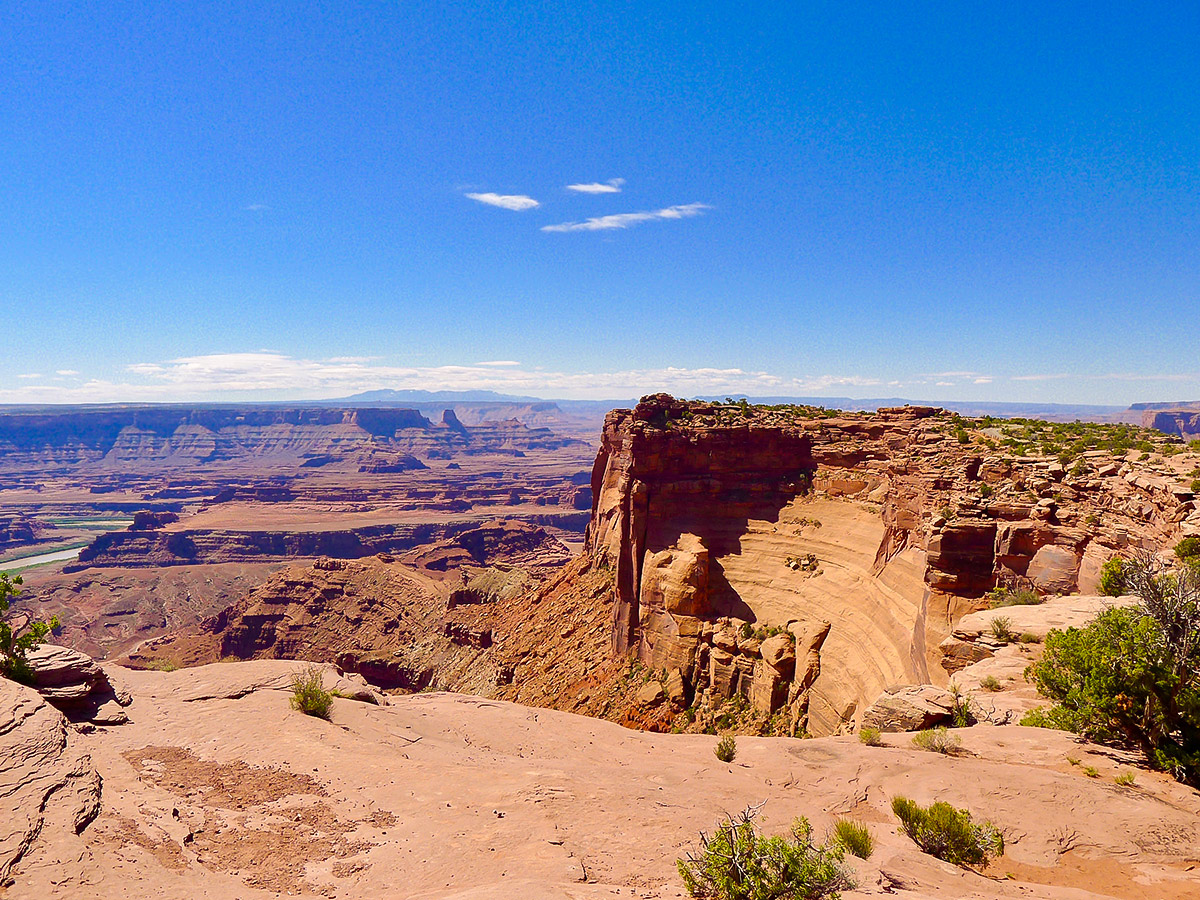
123;746;326;808
120;746;375;894
194;811;370;895
93;812;188;871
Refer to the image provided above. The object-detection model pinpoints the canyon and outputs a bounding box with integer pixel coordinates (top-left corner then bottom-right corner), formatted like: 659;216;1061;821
124;395;1198;741
4;394;1200;899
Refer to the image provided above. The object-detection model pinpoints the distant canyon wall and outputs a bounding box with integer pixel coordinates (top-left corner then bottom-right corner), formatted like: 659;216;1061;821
0;405;583;476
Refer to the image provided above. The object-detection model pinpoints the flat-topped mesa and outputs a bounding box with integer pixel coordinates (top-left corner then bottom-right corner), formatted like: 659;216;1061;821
0;405;581;475
582;394;1188;735
587;393;819;655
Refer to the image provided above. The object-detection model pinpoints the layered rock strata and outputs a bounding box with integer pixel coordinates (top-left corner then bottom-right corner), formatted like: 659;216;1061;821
584;395;1190;734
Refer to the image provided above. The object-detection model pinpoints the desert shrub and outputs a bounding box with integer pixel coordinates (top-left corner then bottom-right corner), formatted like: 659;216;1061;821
912;727;960;755
289;665;334;720
1098;556;1129;597
1114;771;1136;786
891;796;1003;869
1175;537;1200;566
947;682;974;727
1019;706;1070;730
979;675;1002;692
0;572;60;684
1082;765;1100;778
1027;553;1200;784
1019;632;1041;644
677;806;855;900
858;727;883;747
988;587;1042;608
830;819;874;859
989;616;1017;642
979;483;992;499
715;734;737;763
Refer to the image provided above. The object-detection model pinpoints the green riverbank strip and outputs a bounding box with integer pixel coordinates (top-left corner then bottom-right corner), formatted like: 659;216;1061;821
0;542;91;571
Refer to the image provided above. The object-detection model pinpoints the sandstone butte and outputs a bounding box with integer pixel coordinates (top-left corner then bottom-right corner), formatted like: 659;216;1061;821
6;394;1200;898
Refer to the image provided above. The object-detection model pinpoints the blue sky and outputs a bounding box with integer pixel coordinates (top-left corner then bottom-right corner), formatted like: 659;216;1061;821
2;2;1198;404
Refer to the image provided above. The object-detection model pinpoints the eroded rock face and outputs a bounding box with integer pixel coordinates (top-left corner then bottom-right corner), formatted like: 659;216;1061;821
583;394;1187;734
25;644;132;725
861;684;957;732
0;678;101;880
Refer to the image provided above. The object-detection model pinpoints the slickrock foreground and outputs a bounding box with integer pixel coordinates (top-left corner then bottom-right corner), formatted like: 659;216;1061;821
4;659;1199;899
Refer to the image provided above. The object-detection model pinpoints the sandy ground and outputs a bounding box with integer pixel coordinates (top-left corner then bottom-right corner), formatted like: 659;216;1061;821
7;660;1199;900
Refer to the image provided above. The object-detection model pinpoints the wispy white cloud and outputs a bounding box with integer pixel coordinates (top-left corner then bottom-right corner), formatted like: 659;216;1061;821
8;352;1195;405
566;178;625;194
542;202;710;233
465;192;540;211
55;369;80;377
17;373;41;380
243;203;271;212
0;352;886;403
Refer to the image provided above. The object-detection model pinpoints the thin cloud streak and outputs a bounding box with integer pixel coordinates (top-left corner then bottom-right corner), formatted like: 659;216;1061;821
465;192;540;211
542;203;710;232
6;353;1198;405
566;178;625;194
0;352;887;403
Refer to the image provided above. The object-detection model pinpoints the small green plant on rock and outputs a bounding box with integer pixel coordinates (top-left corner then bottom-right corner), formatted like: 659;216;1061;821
858;726;883;746
979;675;1002;692
289;664;334;720
891;796;1003;869
715;734;737;763
912;727;961;755
0;572;60;684
988;587;1042;608
677;805;856;900
1114;771;1137;786
830;819;874;859
989;616;1017;643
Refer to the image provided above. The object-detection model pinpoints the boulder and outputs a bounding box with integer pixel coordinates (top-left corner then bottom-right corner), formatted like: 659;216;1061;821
759;634;796;673
25;644;103;693
635;681;665;707
24;644;131;722
938;636;993;673
639;534;709;618
860;684;957;732
1026;544;1080;593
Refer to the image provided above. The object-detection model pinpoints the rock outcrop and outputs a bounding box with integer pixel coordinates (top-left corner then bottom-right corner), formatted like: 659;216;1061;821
0;678;101;881
938;594;1141;674
25;644;133;725
583;395;1190;734
8;660;1200;900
